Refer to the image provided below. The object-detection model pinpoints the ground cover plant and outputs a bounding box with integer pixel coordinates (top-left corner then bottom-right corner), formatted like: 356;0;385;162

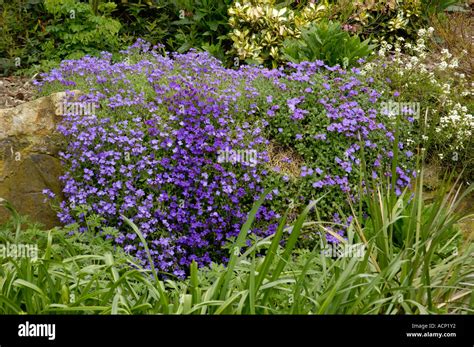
35;38;423;276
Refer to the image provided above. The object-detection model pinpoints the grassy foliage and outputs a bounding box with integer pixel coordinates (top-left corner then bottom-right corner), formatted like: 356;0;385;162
1;163;472;314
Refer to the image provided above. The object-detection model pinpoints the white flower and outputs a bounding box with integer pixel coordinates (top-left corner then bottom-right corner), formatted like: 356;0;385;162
439;61;448;70
442;83;451;94
441;48;452;58
448;59;458;68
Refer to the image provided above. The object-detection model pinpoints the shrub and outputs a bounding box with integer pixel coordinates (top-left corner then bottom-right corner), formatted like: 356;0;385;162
0;0;46;75
0;0;124;75
361;27;473;179
282;20;374;68
331;0;458;44
32;0;123;73
113;1;173;49
227;0;328;67
168;0;233;63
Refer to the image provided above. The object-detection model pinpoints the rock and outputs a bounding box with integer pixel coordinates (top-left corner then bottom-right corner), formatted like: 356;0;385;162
0;91;79;229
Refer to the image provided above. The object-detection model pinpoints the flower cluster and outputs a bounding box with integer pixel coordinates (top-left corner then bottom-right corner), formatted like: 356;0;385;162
251;60;416;228
362;28;473;173
37;41;279;277
37;39;418;273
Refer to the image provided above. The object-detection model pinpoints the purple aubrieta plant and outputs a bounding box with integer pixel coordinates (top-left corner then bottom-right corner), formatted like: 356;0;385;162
37;40;280;277
37;39;416;276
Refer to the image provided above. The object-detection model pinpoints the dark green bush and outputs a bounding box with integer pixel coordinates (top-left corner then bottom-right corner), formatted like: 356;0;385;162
282;21;374;68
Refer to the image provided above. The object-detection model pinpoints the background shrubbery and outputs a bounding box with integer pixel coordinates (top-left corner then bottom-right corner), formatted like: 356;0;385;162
2;1;471;178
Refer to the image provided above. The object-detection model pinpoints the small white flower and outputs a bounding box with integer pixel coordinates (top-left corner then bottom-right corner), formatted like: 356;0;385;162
439;61;448;70
441;48;452;58
448;59;458;68
442;83;451;94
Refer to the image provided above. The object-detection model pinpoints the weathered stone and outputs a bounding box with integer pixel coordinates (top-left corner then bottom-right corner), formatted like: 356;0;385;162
0;91;79;229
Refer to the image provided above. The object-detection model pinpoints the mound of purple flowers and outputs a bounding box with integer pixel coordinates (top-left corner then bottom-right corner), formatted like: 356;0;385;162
38;40;279;277
37;40;416;275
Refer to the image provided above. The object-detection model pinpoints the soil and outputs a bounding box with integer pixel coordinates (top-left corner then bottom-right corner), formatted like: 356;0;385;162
0;76;38;109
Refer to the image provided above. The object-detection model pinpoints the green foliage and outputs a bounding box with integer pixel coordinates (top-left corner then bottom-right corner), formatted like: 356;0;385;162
0;167;472;314
282;21;374;68
1;0;465;75
1;0;123;74
41;0;122;61
168;0;232;62
113;1;172;47
227;0;329;67
0;0;46;75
